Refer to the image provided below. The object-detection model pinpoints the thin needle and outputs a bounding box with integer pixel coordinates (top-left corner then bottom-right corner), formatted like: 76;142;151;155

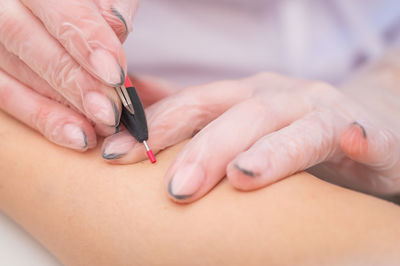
143;140;156;163
115;85;135;115
143;140;150;151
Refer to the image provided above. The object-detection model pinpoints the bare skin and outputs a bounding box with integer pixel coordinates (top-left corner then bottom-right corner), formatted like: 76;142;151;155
0;110;400;266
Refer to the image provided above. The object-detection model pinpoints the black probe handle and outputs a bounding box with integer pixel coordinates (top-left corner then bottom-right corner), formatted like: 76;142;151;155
120;86;149;143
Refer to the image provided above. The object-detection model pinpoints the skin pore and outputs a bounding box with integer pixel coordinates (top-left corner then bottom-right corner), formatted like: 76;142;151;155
1;109;400;266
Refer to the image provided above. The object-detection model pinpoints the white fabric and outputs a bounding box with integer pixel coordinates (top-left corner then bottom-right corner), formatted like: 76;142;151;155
0;212;60;265
125;0;400;85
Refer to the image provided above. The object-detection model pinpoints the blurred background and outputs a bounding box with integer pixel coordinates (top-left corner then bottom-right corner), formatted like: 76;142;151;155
126;0;400;85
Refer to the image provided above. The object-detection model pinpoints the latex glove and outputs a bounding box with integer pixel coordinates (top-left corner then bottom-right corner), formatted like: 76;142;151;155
102;72;400;202
0;0;139;150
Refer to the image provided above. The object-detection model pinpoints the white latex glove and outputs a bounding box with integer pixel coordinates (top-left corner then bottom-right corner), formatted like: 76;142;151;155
0;0;139;150
102;72;400;202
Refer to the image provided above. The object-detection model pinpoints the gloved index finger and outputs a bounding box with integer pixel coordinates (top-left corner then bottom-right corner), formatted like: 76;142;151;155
21;0;127;87
95;0;140;42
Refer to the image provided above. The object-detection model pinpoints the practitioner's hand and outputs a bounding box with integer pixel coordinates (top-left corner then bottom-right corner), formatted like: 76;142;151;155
0;0;140;150
102;72;400;202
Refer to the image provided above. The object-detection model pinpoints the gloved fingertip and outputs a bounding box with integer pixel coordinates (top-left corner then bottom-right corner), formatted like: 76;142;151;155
226;159;264;191
340;121;369;159
352;121;367;137
233;163;260;177
101;132;156;164
89;49;125;86
167;162;205;202
52;123;94;151
102;151;126;161
84;91;120;127
102;134;135;161
110;7;129;41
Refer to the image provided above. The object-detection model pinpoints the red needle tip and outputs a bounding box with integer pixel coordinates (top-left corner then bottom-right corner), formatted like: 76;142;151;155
146;150;156;164
143;141;156;163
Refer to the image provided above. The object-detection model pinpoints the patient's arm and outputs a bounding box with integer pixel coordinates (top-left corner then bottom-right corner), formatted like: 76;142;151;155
0;110;400;266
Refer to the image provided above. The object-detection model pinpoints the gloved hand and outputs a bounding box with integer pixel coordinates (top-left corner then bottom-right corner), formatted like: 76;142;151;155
102;72;400;202
0;0;139;150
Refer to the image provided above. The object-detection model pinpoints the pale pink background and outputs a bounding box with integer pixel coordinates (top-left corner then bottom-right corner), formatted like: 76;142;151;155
125;0;400;86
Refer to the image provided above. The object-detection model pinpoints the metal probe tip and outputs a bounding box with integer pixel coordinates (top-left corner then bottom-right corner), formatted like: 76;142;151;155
143;140;156;164
116;85;135;115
